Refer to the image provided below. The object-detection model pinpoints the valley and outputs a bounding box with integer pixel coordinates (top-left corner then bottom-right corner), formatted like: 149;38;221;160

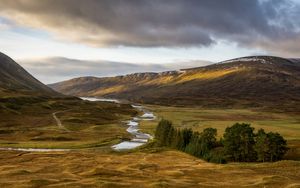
139;105;300;161
2;1;300;187
1;98;300;187
50;56;300;111
0;97;137;150
1;52;300;187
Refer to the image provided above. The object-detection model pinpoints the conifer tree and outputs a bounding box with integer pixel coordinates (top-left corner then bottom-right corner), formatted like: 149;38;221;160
254;129;269;162
185;132;201;156
181;128;193;150
223;123;256;162
199;128;217;156
267;132;289;162
155;119;173;146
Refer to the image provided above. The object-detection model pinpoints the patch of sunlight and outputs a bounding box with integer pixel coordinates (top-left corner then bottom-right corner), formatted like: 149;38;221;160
176;68;243;83
92;85;127;95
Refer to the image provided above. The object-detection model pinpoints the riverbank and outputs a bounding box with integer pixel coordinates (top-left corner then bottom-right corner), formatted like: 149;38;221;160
81;97;156;150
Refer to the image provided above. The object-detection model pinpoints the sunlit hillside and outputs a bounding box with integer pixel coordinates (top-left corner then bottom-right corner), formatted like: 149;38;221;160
50;56;300;110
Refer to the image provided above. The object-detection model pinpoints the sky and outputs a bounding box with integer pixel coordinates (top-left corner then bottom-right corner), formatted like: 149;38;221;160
0;0;300;84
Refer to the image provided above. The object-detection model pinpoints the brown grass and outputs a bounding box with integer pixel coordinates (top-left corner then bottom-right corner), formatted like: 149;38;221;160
0;149;299;187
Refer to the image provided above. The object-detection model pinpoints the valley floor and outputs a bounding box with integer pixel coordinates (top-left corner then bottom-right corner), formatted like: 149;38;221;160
140;105;300;160
0;98;136;149
0;149;299;188
1;101;300;187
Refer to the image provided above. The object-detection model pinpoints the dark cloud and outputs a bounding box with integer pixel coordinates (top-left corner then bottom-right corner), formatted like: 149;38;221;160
21;57;212;84
0;0;300;55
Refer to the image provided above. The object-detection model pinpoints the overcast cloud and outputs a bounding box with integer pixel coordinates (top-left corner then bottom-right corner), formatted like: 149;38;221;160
0;0;300;56
1;0;300;84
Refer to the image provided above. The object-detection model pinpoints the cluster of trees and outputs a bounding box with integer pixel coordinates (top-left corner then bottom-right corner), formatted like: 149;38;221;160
155;119;225;163
223;123;289;162
155;120;289;163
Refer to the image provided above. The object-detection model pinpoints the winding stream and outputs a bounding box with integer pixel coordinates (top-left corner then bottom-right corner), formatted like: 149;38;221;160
81;97;155;150
0;148;70;152
0;97;155;152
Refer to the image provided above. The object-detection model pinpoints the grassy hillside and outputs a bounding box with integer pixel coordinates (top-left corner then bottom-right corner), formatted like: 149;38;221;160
0;52;138;148
1;52;299;187
50;56;300;111
0;52;59;97
0;97;137;149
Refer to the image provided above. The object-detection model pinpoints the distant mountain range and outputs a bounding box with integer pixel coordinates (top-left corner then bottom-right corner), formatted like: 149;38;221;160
49;56;300;111
0;52;59;97
1;51;299;111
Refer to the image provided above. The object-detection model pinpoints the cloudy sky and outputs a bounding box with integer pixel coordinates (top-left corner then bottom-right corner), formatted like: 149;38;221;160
0;0;300;83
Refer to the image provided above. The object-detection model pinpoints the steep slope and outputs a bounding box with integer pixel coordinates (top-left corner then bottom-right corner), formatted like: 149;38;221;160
0;52;59;97
0;52;137;143
50;56;300;110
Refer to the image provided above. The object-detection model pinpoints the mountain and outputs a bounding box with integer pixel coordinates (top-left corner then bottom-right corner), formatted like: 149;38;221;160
0;52;59;97
49;56;300;110
0;52;137;147
0;52;135;128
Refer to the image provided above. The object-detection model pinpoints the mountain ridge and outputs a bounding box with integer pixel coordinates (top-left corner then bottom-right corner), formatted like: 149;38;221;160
0;52;60;97
49;56;300;110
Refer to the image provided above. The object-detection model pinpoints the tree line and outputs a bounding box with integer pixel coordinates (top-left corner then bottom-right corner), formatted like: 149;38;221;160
155;120;289;163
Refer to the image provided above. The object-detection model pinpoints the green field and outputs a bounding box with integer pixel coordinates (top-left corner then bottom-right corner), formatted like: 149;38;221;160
140;105;300;160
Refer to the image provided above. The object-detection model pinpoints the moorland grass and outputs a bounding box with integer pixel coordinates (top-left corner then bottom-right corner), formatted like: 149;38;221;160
0;101;299;187
0;149;299;187
0;98;135;149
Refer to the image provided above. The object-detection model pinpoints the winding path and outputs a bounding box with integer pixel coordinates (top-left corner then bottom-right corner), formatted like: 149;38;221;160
0;111;72;152
52;111;70;132
0;98;154;152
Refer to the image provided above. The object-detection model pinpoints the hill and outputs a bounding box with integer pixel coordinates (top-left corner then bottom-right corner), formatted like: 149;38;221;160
49;56;300;110
0;52;59;97
0;52;137;148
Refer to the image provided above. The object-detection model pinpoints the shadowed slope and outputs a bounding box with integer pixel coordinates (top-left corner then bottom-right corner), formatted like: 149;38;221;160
50;56;300;110
0;52;59;97
0;52;137;147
